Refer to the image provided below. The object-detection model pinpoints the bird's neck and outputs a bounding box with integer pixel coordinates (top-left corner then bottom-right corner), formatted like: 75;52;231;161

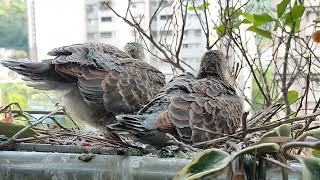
196;65;224;80
196;68;234;86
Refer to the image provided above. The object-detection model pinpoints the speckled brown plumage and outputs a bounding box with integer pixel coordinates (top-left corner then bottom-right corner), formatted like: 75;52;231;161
1;42;165;130
113;50;243;147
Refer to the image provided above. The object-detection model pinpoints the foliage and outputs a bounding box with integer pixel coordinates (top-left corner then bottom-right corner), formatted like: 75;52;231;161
295;156;320;180
0;83;59;110
175;1;319;177
0;0;28;51
175;143;280;179
251;68;274;110
176;125;320;179
0;121;39;138
0;83;86;128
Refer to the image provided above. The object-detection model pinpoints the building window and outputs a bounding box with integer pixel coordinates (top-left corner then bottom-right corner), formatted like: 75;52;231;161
131;2;143;8
87;33;98;40
100;32;113;38
160;30;173;36
99;1;110;10
160;15;173;20
191;43;201;48
101;16;112;22
162;0;172;7
88;18;98;25
182;43;201;48
86;5;94;13
151;31;158;38
194;29;201;36
184;30;189;36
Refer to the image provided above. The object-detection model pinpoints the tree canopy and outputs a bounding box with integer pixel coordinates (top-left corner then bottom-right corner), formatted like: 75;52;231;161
0;0;28;51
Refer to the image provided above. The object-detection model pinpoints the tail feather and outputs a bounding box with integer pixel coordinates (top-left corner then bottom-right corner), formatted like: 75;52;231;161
1;60;71;90
111;114;149;132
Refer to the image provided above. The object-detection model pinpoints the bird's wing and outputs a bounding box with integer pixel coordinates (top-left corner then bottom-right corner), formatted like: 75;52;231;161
0;60;72;90
55;58;165;115
47;42;130;67
163;78;243;143
0;42;131;91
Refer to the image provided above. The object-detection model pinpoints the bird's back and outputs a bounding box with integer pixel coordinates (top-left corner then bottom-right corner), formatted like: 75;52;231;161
1;42;166;129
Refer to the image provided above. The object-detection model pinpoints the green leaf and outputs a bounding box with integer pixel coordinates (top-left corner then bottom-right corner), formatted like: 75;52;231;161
253;13;274;26
277;124;291;137
175;143;280;179
197;2;210;10
223;7;242;20
242;12;254;23
304;128;320;140
276;0;290;18
187;2;210;11
231;9;243;20
259;124;292;143
247;26;272;39
287;90;299;104
237;143;280;154
296;155;320;180
260;130;279;140
284;5;305;27
314;16;320;23
187;6;195;11
0;135;9;142
279;90;299;105
241;19;252;24
214;24;226;38
174;149;230;180
0;121;39;138
310;149;320;158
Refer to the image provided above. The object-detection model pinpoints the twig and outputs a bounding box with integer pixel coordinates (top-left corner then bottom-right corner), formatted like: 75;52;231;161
11;108;63;139
194;111;320;147
241;112;249;139
6;110;65;115
48;116;70;131
166;133;198;152
192;126;243;140
261;156;296;172
8;143;149;155
0;108;64;150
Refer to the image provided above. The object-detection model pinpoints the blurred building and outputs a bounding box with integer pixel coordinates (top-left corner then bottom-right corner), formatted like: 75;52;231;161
27;0;87;61
85;0;207;76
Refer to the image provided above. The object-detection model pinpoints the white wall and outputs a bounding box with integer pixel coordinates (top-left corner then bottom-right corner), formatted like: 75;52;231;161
32;0;87;60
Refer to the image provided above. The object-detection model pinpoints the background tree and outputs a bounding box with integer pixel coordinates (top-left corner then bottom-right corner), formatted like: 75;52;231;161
0;0;28;52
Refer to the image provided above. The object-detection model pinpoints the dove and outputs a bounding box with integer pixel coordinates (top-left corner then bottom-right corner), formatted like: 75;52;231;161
112;50;243;147
1;42;165;132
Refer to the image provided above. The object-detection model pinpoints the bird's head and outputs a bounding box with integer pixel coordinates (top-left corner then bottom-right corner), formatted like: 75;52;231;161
197;50;231;82
123;42;145;60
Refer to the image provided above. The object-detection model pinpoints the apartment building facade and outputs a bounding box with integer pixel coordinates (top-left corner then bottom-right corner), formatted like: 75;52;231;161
85;0;207;75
